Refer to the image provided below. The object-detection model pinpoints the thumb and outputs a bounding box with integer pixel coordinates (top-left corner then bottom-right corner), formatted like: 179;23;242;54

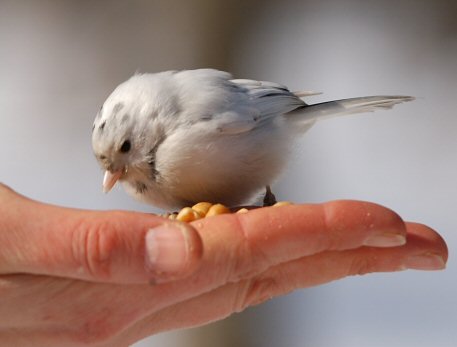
0;184;203;283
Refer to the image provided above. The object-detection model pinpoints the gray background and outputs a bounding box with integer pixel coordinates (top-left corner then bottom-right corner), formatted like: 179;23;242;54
1;1;456;346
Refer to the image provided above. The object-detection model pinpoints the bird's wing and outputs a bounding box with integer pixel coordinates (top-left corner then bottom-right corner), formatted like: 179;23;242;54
175;71;306;135
230;78;306;118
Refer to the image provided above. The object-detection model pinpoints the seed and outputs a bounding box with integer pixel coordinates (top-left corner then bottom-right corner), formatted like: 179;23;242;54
206;203;230;217
192;202;213;216
168;213;178;220
273;201;292;207
176;207;203;222
236;208;249;214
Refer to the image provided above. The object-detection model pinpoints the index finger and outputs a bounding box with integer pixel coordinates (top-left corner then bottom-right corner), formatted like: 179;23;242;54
148;200;408;309
193;200;407;281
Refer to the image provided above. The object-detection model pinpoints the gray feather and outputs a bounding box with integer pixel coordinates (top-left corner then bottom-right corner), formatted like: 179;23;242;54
231;78;305;118
287;95;415;124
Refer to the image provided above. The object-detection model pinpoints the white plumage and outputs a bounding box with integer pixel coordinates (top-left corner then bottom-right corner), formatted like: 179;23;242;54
91;69;414;209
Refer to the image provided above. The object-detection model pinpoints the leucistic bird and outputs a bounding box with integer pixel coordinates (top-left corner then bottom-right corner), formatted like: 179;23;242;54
92;69;413;209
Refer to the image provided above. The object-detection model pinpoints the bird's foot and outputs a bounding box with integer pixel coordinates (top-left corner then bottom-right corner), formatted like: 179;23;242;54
262;186;292;207
263;185;277;206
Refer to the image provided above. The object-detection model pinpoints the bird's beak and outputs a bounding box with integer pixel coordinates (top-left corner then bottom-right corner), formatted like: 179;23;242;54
102;170;123;193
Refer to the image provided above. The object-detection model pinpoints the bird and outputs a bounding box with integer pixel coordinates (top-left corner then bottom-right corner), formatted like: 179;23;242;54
91;68;414;210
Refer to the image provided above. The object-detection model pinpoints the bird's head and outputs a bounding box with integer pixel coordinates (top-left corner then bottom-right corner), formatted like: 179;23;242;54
91;102;137;192
91;76;163;193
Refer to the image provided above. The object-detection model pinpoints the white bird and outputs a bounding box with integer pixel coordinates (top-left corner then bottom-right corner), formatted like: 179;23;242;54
91;69;414;209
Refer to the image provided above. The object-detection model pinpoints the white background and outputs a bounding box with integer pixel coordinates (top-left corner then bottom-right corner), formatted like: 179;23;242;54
1;1;456;346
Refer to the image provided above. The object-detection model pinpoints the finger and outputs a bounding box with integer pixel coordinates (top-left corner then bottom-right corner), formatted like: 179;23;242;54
0;186;202;283
119;222;447;341
192;200;407;283
114;200;409;314
240;222;448;299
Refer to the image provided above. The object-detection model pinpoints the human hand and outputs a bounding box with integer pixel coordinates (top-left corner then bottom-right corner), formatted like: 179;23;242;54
0;184;447;346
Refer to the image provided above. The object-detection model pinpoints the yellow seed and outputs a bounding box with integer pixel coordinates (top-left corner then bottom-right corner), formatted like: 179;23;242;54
168;213;178;220
206;203;230;217
273;201;292;207
236;208;249;214
176;207;195;222
176;207;203;222
192;202;213;216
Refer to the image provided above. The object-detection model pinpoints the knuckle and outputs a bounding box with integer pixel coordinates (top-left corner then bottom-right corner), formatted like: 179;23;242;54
348;255;377;276
235;275;283;311
69;313;120;345
321;203;343;250
230;247;255;281
179;223;204;273
229;216;271;281
71;217;121;280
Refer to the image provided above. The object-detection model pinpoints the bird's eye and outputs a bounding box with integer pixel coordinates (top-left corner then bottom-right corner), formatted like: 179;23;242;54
120;140;131;153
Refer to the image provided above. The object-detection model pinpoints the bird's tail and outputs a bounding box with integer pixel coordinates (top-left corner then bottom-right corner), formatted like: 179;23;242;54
288;95;415;125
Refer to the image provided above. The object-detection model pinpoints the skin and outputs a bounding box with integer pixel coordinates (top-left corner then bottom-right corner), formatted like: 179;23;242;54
0;183;448;346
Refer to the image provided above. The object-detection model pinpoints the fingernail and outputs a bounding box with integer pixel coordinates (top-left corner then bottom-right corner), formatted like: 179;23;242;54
364;232;407;248
145;223;188;275
404;253;446;270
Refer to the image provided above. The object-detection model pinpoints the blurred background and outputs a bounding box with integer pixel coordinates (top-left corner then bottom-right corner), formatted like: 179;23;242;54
1;0;456;346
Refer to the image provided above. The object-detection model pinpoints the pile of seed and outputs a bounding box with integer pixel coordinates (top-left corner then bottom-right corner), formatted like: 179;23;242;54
165;201;292;222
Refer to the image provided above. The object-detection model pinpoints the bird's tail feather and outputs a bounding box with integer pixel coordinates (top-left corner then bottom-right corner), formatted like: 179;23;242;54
288;95;415;124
